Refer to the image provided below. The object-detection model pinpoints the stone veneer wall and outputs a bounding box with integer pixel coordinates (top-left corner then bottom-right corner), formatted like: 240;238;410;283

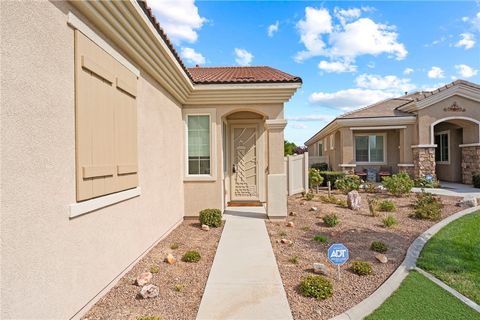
413;147;436;179
461;146;480;184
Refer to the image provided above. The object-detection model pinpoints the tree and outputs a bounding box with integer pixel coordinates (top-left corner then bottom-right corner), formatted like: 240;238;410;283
284;140;297;156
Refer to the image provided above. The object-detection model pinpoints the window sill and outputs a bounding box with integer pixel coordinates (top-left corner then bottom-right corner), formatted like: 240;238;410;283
69;187;141;218
184;176;217;182
436;161;450;165
355;162;387;165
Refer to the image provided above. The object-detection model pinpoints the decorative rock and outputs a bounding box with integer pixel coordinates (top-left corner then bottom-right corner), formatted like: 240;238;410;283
139;284;159;299
201;224;210;231
136;272;153;286
281;238;293;245
375;253;388;264
300;202;306;206
286;221;294;227
313;262;329;276
309;206;318;212
458;197;478;208
289;211;297;216
165;253;176;265
347;190;361;210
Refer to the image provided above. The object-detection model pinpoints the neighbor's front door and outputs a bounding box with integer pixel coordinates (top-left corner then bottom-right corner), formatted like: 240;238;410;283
231;124;258;201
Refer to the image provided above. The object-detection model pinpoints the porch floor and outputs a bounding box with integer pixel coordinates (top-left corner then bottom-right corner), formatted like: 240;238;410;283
196;207;292;320
412;181;480;199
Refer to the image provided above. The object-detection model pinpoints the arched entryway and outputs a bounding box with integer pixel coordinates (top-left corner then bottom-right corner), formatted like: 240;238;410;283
430;116;480;184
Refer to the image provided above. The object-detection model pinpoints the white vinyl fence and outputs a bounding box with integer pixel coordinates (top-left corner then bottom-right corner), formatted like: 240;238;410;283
285;152;309;196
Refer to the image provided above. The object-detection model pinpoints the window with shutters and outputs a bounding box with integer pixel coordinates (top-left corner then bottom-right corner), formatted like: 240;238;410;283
75;30;138;201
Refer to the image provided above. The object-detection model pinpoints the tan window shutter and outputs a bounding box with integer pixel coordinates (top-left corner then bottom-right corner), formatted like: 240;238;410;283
75;30;138;201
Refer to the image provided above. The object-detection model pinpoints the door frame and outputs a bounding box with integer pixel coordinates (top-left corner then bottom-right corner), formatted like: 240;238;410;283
225;119;266;203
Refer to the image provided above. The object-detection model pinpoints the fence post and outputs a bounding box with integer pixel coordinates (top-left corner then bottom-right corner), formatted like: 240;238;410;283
287;155;294;196
304;152;309;192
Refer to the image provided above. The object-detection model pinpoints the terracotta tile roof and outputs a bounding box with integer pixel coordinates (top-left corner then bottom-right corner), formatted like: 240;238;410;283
187;66;302;84
413;80;480;101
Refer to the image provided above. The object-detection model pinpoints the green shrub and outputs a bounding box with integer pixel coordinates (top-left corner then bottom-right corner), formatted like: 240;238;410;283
302;226;310;231
303;192;314;201
382;214;398;228
335;175;362;194
174;283;184;292
199;208;222;227
181;250;201;263
370;240;388;253
320;195;347;207
313;234;328;243
414;177;434;188
150;265;160;273
323;213;339;227
170;243;179;250
289;256;300;264
351;261;373;276
473;174;480;188
309;168;324;189
382;172;414;197
311;162;329;171
319;171;346;187
137;316;162;320
367;198;378;217
378;199;396;212
363;181;378;193
412;191;443;220
299;275;333;300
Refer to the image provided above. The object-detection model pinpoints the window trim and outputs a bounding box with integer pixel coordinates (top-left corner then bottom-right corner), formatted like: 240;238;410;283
435;130;450;165
183;108;217;181
317;142;323;156
354;133;387;165
330;135;334;150
324;138;327;151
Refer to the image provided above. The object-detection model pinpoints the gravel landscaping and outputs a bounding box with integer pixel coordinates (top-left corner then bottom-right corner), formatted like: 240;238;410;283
266;190;463;320
83;221;223;320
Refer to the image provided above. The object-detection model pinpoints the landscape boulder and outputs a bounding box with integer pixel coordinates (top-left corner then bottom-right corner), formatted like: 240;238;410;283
457;196;478;208
286;221;295;228
375;253;388;264
347;191;361;210
313;262;330;276
165;253;176;265
135;272;152;286
139;284;159;299
201;224;210;231
309;206;318;212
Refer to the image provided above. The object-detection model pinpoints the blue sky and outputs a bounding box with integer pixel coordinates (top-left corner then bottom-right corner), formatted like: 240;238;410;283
150;0;480;145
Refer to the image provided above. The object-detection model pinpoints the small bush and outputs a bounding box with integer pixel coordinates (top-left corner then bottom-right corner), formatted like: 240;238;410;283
414;177;434;188
382;214;398;228
319;171;346;187
473;174;480;188
181;250;201;263
170;243;179;250
313;234;328;243
302;226;311;231
303;192;314;201
137;316;162;320
367;198;378;217
309;168;324;190
289;256;300;264
174;283;184;292
150;265;160;273
363;181;378;193
412;191;443;220
279;230;287;237
335;175;362;194
323;213;339;227
199;208;222;227
382;172;414;197
311;162;329;171
351;261;373;276
378;199;396;212
299;275;333;300
320;195;347;207
370;241;388;253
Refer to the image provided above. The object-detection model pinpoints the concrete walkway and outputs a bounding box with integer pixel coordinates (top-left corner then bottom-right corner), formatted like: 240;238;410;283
412;181;480;199
196;207;293;320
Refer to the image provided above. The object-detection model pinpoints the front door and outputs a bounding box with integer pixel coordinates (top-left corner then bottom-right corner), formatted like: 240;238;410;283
231;124;258;201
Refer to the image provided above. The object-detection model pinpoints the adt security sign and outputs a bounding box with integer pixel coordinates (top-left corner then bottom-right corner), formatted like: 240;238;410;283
328;243;349;265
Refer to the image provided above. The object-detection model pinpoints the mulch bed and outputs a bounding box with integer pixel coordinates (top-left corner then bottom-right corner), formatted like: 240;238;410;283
83;221;223;320
266;190;463;320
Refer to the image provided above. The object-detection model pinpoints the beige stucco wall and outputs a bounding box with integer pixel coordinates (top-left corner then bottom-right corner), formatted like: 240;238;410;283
417;95;480;145
1;2;184;318
183;104;284;217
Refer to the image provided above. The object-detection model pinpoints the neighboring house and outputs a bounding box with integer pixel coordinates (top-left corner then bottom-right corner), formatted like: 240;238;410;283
306;80;480;184
1;1;300;319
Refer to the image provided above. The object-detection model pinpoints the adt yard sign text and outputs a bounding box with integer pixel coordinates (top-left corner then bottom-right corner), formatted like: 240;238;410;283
328;243;349;265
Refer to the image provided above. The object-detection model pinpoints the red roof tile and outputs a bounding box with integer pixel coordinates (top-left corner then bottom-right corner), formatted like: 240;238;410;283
187;66;302;84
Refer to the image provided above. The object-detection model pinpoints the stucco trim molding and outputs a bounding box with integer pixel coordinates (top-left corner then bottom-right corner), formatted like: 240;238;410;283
429;116;480;145
69;187;141;218
350;125;407;130
459;143;480;148
411;144;437;148
265;119;287;130
398;163;415;167
339;164;357;167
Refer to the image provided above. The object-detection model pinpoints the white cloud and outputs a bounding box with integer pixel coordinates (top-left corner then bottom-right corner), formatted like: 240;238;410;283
462;11;480;32
295;7;407;71
427;66;445;79
287;115;334;122
355;74;416;92
149;0;206;44
318;60;357;73
455;64;478;78
180;47;205;65
268;21;279;37
234;48;253;66
403;67;414;75
455;33;475;50
290;123;308;129
309;88;395;111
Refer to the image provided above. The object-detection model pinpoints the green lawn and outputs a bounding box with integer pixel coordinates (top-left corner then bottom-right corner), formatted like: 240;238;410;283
366;271;480;320
417;212;480;304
